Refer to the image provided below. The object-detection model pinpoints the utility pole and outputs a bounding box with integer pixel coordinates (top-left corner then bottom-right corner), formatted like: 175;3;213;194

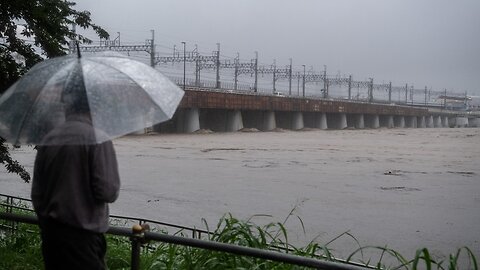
368;78;374;103
181;41;186;90
348;75;352;100
323;65;327;98
410;85;414;104
297;72;300;96
443;89;447;108
302;65;306;97
288;58;292;96
150;30;155;67
215;43;220;89
254;51;258;92
424;86;427;105
195;45;200;87
388;81;392;103
272;59;276;93
405;83;408;103
69;23;77;49
234;53;239;90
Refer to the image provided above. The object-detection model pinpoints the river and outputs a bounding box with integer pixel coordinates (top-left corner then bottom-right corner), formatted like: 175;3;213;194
1;127;479;262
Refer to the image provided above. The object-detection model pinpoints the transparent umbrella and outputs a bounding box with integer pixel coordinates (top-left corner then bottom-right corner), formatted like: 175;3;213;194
0;51;184;145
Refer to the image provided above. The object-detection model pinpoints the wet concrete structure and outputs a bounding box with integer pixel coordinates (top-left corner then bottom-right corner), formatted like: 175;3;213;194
156;89;479;133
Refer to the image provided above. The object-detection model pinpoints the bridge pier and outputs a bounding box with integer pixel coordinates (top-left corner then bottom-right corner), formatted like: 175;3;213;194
426;115;434;128
388;115;395;128
161;108;478;134
394;116;405;128
174;89;474;132
155;110;479;134
292;112;304;130
355;114;365;129
417;116;426;128
176;108;200;133
319;113;328;129
442;116;455;128
434;116;442;128
264;111;276;130
339;113;348;129
226;110;244;131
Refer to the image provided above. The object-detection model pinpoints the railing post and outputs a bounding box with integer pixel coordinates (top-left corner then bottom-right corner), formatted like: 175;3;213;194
130;223;149;270
6;196;14;233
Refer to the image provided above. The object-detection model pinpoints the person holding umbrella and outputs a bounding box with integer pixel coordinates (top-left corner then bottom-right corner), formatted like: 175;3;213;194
31;64;121;269
0;50;184;269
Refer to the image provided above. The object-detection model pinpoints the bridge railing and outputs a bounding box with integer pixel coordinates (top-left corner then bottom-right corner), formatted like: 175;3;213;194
167;76;450;110
0;193;373;270
166;76;457;108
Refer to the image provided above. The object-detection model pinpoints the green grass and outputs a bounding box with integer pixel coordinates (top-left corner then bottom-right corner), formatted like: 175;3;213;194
0;222;44;270
0;212;478;270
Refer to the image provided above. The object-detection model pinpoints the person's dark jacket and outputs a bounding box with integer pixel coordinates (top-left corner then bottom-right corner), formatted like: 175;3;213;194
32;115;120;233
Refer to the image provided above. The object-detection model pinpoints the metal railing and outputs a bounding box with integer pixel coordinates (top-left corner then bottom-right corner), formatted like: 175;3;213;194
0;212;371;270
167;76;474;111
0;193;210;239
0;193;373;270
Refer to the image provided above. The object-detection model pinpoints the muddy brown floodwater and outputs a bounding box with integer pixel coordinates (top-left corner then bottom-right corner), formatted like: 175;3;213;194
2;128;479;261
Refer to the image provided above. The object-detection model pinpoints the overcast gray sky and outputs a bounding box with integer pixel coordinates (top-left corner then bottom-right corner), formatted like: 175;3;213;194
76;0;480;95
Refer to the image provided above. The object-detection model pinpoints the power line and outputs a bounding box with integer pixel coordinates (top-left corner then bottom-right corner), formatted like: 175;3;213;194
70;30;465;103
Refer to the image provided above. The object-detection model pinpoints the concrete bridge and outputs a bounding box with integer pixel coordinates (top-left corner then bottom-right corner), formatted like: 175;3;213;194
154;87;480;133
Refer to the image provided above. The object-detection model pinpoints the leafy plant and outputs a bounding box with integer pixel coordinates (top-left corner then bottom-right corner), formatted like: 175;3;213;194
0;204;478;270
0;0;109;182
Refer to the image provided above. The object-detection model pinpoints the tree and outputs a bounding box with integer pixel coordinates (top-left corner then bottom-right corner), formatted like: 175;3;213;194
0;0;109;182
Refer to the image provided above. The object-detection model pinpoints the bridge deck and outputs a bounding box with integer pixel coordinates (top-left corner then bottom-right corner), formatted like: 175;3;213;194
179;89;428;116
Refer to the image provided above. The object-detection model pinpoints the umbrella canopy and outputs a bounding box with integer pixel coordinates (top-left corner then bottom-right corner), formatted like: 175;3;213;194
0;52;184;145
